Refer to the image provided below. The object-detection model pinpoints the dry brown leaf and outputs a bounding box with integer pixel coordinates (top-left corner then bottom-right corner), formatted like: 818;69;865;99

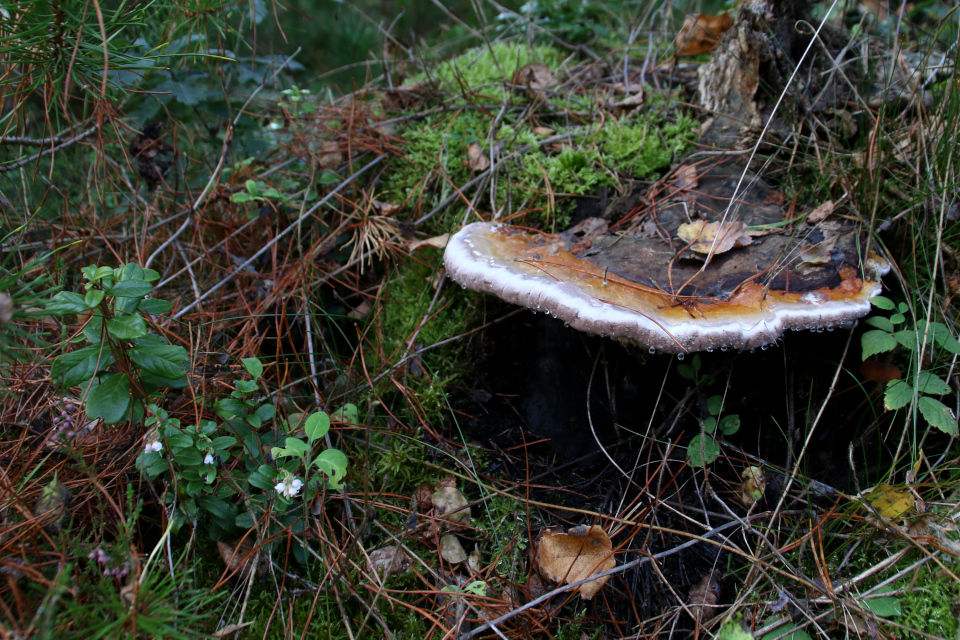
432;486;471;524
318;140;342;169
440;535;468;564
0;293;12;325
677;220;752;255
674;165;699;190
409;233;450;252
676;13;734;57
367;545;409;578
465;143;490;172
347;300;372;320
806;200;834;224
212;622;254;638
371;200;401;217
741;466;766;508
532;126;555;137
511;63;558;98
536;525;616;600
687;571;722;624
468;547;482;574
217;537;255;577
414;483;435;511
609;88;645;110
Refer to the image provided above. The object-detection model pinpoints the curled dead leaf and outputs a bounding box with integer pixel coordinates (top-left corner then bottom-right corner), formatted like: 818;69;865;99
465;143;491;172
468;546;482;573
677;220;752;256
531;126;555;137
318;140;342;169
676;13;734;57
217;537;255;577
367;545;409;578
432;486;471;524
687;570;722;624
741;466;766;508
674;165;699;190
511;63;557;98
536;525;615;600
806;200;835;224
440;535;468;564
409;233;449;252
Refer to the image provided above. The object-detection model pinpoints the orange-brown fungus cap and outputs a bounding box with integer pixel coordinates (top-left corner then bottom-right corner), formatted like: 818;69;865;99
444;168;890;354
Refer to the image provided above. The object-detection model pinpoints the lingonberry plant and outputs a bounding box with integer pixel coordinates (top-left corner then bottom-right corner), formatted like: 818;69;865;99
46;263;188;424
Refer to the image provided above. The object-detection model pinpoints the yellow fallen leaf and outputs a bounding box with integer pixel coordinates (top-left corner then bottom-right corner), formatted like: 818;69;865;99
867;484;915;519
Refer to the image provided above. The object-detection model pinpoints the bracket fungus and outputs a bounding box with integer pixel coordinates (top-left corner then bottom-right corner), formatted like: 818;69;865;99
444;168;890;354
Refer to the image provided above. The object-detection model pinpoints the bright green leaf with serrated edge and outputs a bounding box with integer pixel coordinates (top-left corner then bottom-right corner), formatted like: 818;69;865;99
864;316;895;332
918;396;958;435
894;330;917;351
242;357;263;380
884;380;914;411
916;371;951;396
889;313;905;325
870;296;895;311
862;330;897;359
304;411;330;442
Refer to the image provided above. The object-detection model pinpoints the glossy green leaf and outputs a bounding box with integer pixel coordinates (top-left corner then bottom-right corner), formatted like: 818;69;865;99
864;316;895;332
46;291;92;315
315;448;349;489
106;279;153;298
85;373;131;424
242;357;263;380
52;346;114;387
106;313;147;340
139;298;173;315
128;344;188;379
304;411;330;442
861;586;902;617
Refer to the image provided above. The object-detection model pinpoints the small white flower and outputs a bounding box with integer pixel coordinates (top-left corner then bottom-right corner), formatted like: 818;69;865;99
146;441;163;453
274;482;287;494
204;454;215;465
291;478;303;490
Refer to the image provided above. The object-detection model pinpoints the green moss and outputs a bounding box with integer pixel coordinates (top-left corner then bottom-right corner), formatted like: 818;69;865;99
430;42;564;102
898;567;960;640
385;108;697;233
